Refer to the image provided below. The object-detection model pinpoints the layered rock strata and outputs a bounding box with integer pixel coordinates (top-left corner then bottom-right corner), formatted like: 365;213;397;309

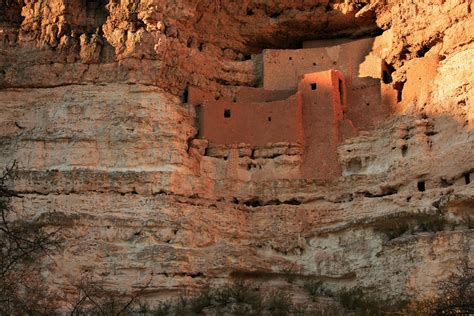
0;0;473;310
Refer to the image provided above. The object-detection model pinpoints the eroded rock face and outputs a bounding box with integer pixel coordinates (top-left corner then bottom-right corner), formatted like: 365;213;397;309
0;0;473;311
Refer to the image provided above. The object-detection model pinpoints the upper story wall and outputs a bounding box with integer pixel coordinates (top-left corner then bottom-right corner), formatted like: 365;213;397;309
263;37;396;130
198;95;303;146
234;87;295;103
263;37;375;91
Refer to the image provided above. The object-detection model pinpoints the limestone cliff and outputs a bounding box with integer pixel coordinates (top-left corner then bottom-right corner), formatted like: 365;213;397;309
0;0;473;312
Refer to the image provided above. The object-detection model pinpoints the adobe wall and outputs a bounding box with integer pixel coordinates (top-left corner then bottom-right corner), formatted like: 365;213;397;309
188;86;216;105
302;38;355;49
263;37;375;91
198;95;303;146
197;69;350;181
234;87;295;103
263;37;395;130
299;70;347;181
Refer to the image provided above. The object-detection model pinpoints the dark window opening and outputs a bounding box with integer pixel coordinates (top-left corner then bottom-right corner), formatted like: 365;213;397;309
310;83;317;90
382;70;392;84
224;109;231;118
417;181;426;192
268;117;271;122
313;62;316;66
464;173;471;185
382;61;395;84
394;81;405;103
246;8;254;16
270;12;281;18
397;90;402;103
401;144;408;157
181;87;189;103
338;79;344;105
289;57;293;61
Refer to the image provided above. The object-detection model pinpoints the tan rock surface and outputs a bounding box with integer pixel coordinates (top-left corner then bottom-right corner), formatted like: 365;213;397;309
0;0;473;311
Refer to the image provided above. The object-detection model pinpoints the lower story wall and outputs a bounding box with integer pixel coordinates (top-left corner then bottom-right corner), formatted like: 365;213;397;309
198;95;303;146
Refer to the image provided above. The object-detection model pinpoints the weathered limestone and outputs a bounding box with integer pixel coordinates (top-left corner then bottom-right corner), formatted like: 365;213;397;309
0;0;473;312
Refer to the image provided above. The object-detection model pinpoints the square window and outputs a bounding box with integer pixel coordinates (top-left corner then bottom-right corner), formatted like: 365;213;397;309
224;109;231;118
417;181;426;192
310;83;317;90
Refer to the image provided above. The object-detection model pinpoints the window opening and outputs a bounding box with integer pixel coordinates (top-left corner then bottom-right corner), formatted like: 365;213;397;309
338;78;344;105
382;70;392;84
464;173;471;185
224;109;231;118
417;181;426;192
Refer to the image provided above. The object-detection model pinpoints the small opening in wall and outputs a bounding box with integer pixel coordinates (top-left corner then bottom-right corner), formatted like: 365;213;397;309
224;109;231;118
310;83;317;90
313;62;316;66
338;79;344;104
268;117;271;122
397;90;402;102
464;172;471;185
181;87;189;103
382;70;392;84
394;81;405;103
401;144;408;157
289;57;293;61
417;180;426;192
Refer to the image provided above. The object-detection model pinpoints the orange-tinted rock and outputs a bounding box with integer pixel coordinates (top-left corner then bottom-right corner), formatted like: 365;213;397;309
0;0;473;312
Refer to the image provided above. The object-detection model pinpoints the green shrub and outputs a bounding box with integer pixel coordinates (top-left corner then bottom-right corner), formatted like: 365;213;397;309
174;296;188;316
337;287;381;315
189;285;213;313
230;303;254;316
418;215;448;232
265;289;293;316
215;279;262;310
385;222;410;240
417;263;474;315
303;280;323;300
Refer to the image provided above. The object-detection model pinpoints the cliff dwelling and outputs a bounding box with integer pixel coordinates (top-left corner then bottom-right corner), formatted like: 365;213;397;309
0;0;473;314
189;37;397;181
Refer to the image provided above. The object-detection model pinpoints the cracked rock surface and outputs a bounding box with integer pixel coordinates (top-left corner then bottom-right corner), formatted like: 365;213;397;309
0;0;473;310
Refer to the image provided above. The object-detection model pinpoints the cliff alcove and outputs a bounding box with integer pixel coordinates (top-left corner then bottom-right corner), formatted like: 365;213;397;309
0;0;473;314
